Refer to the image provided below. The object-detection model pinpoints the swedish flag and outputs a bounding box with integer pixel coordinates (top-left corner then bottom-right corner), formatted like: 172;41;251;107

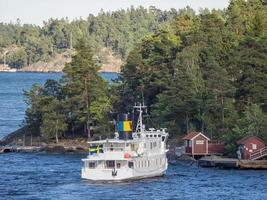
89;145;103;154
118;121;132;132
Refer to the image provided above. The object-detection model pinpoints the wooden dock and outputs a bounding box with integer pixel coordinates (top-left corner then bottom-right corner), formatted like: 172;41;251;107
199;156;267;169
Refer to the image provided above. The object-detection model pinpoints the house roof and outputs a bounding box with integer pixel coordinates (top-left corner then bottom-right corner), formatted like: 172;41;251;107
182;132;210;141
237;135;265;145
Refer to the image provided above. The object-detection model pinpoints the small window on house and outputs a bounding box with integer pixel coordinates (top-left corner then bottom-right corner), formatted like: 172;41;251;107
252;143;257;150
189;140;192;147
150;142;153;149
196;140;204;145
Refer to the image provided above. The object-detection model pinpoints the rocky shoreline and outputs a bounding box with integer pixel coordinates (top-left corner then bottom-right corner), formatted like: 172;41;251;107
0;48;122;73
0;127;89;154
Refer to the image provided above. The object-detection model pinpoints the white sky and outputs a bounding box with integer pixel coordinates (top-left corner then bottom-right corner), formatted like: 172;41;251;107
0;0;230;25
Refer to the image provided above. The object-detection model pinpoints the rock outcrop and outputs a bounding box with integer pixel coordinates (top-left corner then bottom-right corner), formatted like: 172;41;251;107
0;48;122;73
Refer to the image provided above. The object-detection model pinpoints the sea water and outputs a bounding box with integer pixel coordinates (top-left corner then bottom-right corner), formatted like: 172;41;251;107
0;72;267;200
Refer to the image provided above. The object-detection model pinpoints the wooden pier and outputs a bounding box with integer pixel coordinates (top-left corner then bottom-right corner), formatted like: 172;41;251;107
199;156;267;169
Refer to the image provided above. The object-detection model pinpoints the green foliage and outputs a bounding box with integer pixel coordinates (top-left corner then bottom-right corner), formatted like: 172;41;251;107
0;7;178;68
63;38;110;137
6;48;27;68
40;98;67;143
20;2;267;149
114;0;267;148
224;103;267;155
24;39;111;141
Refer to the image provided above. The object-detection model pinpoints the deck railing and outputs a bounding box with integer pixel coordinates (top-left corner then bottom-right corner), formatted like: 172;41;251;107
250;147;267;160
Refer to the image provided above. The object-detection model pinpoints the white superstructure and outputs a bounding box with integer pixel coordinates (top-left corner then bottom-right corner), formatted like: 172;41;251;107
81;104;168;181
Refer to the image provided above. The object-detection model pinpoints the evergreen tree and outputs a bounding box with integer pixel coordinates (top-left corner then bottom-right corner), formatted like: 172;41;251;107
63;38;110;139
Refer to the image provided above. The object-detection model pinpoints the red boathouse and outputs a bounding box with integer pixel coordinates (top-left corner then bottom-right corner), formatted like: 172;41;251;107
237;135;265;160
183;132;210;158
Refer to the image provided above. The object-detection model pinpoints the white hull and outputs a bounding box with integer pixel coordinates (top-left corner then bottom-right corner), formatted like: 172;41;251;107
81;163;168;181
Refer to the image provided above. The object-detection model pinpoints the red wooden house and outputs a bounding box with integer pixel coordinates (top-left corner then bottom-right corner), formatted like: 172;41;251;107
237;136;265;160
183;132;210;158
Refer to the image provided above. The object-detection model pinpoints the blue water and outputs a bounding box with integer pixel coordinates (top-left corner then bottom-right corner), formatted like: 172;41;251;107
1;153;267;200
0;72;267;200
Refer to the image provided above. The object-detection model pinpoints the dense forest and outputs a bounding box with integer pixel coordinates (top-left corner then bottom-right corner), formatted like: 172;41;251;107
0;6;179;68
22;0;266;156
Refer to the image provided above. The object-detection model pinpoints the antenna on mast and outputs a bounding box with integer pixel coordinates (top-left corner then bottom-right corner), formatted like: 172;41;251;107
134;103;147;133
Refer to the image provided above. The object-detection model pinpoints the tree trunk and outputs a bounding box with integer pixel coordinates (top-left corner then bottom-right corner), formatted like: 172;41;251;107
55;119;59;144
186;113;189;133
84;75;91;141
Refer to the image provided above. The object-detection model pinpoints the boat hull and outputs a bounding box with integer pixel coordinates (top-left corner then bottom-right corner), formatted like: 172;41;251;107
81;164;167;181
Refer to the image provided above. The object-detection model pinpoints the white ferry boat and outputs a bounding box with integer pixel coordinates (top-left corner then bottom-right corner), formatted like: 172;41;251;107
81;104;169;181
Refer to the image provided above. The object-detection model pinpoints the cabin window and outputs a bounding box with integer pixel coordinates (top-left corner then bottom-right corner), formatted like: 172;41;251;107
154;135;157;138
153;142;157;147
162;136;165;142
158;135;161;137
106;160;115;168
150;135;153;138
141;161;143;168
148;161;150;167
88;162;96;168
146;135;149;138
150;142;153;149
116;163;121;168
128;161;134;169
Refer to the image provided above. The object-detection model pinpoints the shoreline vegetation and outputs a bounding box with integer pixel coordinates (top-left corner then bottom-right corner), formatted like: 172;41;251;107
1;1;267;158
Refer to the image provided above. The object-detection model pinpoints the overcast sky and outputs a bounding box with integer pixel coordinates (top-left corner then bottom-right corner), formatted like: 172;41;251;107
0;0;230;25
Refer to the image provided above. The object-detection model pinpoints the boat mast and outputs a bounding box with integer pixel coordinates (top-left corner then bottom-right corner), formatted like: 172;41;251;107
134;103;146;133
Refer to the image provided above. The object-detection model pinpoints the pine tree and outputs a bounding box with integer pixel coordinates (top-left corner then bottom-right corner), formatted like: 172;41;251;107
62;38;110;139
